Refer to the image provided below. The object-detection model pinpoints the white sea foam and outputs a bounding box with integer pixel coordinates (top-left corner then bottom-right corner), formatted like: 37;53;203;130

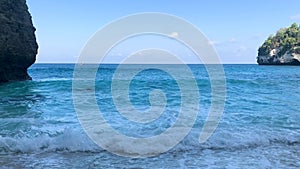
0;128;100;153
0;126;299;155
37;78;73;82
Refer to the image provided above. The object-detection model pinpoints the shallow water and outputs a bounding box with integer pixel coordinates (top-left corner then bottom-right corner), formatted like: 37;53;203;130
0;64;299;168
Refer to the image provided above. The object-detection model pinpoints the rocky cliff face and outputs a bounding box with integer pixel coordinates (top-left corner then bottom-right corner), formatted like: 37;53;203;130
0;0;38;82
257;23;300;65
257;48;300;65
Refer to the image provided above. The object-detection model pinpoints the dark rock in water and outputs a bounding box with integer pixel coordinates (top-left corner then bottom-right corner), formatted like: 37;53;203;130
257;57;300;65
0;0;38;82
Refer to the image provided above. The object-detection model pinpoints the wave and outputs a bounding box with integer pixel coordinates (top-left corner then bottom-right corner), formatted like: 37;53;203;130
0;128;101;154
177;129;300;152
36;77;73;82
0;127;299;155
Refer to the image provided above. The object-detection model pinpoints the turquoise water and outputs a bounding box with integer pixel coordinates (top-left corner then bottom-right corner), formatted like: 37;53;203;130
0;64;299;168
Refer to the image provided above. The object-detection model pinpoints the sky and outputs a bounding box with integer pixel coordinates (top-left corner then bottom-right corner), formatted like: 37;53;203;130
27;0;300;64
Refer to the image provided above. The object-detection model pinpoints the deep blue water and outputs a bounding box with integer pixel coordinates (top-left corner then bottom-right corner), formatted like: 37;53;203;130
0;64;299;168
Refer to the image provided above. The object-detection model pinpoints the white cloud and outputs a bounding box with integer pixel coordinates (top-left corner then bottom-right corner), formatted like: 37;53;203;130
238;46;247;51
290;14;300;20
169;32;179;38
208;40;221;46
229;38;237;43
208;38;237;46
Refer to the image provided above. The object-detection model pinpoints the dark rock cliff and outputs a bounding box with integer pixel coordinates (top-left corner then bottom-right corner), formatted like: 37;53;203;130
257;23;300;65
0;0;38;82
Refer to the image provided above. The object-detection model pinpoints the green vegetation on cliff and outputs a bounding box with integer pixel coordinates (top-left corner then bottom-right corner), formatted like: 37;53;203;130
258;23;300;57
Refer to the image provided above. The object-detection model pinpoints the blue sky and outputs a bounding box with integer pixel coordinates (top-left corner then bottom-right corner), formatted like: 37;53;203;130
27;0;300;64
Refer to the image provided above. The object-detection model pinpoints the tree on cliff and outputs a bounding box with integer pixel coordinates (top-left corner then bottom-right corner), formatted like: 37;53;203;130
258;23;300;57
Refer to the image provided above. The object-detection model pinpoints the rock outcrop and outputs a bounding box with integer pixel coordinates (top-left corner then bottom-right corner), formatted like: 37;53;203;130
257;23;300;65
0;0;38;82
257;48;300;65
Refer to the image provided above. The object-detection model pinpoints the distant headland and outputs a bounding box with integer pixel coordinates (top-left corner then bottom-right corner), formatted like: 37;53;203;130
257;23;300;65
0;0;38;83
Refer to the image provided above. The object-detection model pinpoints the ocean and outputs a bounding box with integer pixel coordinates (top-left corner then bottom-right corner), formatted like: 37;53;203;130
0;64;299;168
